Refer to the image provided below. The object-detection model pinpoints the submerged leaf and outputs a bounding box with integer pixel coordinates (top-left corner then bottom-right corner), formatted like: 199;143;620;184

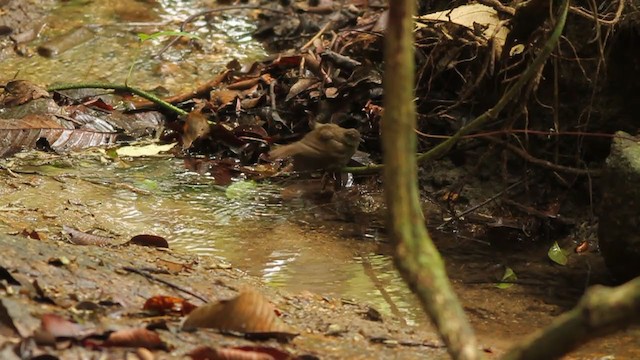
225;180;257;199
0;115;118;157
548;241;568;265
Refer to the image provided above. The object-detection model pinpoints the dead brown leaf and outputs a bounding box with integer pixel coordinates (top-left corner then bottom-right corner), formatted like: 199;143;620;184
62;226;115;246
181;289;297;340
0;80;50;107
188;345;295;360
129;234;169;248
182;110;211;150
143;295;196;315
102;328;166;350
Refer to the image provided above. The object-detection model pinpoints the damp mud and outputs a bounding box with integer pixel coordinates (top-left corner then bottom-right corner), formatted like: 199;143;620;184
1;153;638;359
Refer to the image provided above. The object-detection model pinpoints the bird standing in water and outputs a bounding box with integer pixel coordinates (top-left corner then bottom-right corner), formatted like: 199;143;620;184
268;122;361;172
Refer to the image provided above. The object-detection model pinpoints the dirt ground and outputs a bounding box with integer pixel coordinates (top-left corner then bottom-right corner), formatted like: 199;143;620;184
0;222;447;359
1;168;639;360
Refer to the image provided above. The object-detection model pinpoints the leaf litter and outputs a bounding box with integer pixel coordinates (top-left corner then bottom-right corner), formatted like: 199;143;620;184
0;231;436;359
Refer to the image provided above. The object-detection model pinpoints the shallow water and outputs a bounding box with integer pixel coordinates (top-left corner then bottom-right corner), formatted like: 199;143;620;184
2;1;639;357
0;0;426;325
1;0;266;94
0;153;425;324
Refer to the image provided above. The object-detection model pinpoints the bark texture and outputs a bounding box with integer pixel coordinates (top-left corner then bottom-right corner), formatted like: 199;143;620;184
382;1;480;359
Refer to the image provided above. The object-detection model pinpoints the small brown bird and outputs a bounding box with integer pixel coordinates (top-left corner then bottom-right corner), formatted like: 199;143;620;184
269;123;361;172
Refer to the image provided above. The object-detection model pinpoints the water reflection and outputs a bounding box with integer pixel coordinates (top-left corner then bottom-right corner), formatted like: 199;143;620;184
5;155;424;324
1;0;267;94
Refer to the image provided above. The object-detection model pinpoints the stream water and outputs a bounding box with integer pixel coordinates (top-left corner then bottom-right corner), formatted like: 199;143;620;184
1;154;425;325
1;0;266;94
0;0;425;325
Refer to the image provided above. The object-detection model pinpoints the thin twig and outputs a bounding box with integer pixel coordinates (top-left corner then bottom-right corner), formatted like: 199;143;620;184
122;266;209;303
437;177;526;229
301;20;334;51
487;136;602;176
47;82;188;116
569;0;624;25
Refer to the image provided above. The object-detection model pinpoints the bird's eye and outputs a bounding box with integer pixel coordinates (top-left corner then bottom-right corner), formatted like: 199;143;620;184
344;130;360;140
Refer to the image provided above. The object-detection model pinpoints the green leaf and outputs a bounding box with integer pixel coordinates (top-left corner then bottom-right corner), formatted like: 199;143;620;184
548;241;568;265
225;180;257;199
137;31;201;42
105;148;119;159
495;266;517;289
139;179;159;191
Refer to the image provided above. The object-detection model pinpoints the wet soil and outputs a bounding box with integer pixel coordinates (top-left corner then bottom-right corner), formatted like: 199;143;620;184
1;155;639;359
1;0;639;359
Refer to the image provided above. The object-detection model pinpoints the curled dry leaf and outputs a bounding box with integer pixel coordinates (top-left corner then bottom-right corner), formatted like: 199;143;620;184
181;289;297;340
182;110;211;150
188;345;293;360
103;328;166;350
143;295;196;315
34;314;93;346
62;226;115;246
129;234;169;248
0;80;50;107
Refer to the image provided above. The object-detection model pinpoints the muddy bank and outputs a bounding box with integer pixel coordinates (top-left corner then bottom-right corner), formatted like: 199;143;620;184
1;159;639;359
0;232;446;360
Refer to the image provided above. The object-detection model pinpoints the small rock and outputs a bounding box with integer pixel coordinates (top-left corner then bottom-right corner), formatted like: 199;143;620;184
598;131;640;280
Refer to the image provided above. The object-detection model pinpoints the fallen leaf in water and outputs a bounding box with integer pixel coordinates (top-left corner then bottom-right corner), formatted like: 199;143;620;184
129;234;169;248
181;289;297;340
0;115;118;157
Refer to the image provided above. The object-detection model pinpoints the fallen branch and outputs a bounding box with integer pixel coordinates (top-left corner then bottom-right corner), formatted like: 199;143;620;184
487;136;602;176
122;266;209;303
383;0;481;358
502;277;640;360
46;82;188;116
